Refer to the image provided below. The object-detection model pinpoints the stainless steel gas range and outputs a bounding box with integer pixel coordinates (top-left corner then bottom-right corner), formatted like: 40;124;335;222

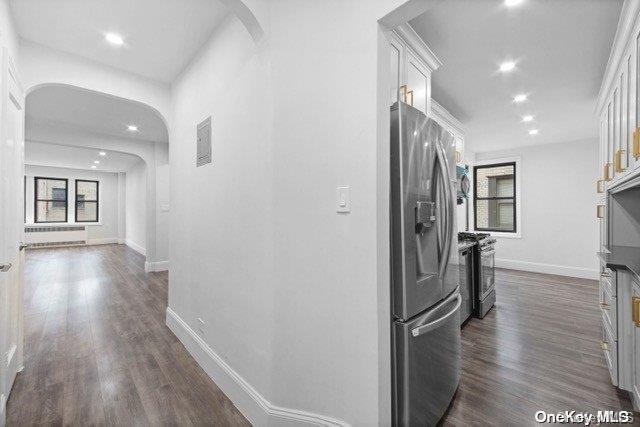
458;232;497;318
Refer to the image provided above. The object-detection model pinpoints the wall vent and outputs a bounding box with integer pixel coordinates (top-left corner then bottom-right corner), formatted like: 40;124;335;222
25;225;85;233
24;225;88;247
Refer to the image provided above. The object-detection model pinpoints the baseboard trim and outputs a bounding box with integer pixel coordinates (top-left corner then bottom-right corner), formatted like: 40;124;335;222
165;307;348;426
86;238;119;246
145;260;169;272
125;239;146;257
495;258;598;280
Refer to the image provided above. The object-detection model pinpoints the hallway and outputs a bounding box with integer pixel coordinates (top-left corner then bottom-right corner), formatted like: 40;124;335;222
6;245;248;426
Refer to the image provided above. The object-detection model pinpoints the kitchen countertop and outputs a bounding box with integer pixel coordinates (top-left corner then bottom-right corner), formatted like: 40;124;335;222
458;241;477;252
597;245;640;280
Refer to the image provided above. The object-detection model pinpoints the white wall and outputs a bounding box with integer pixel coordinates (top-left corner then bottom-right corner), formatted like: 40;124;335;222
24;165;120;243
168;1;406;425
474;138;599;279
125;159;147;255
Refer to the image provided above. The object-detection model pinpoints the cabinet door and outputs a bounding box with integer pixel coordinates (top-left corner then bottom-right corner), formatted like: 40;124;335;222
614;87;620;178
621;66;629;173
389;35;403;106
608;101;614;179
406;50;430;115
633;282;640;406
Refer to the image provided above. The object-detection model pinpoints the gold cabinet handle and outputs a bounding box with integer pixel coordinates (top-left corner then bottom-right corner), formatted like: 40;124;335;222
596;179;604;193
633;128;640;159
614;149;626;173
604;163;612;181
601;340;610;351
400;85;407;103
633;297;640;327
406;90;414;106
597;205;605;219
600;302;610;310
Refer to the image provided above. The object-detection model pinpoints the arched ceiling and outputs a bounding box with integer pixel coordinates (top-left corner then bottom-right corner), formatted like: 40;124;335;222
9;0;230;83
25;141;142;173
26;85;168;144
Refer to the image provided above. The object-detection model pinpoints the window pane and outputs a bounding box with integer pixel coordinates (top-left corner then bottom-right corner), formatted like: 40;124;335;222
475;165;514;198
476;199;514;231
37;179;67;200
35;201;66;222
76;201;98;222
76;181;98;200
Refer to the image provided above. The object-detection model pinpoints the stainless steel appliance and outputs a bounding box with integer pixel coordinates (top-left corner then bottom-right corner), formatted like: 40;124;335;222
390;101;461;426
477;235;496;318
458;232;496;318
458;243;474;325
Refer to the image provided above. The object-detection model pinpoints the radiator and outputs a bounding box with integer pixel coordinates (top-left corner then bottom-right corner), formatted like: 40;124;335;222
24;225;87;247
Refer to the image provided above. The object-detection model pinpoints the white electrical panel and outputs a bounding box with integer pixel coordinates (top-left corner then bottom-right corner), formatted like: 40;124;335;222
197;116;212;167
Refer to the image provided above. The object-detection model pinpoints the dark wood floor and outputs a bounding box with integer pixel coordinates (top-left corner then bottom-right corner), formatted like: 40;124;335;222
6;245;638;426
6;244;249;426
442;268;638;426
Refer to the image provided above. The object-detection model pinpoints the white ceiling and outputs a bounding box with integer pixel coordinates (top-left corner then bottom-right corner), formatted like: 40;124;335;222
26;141;142;172
410;0;622;153
26;85;168;143
9;0;229;83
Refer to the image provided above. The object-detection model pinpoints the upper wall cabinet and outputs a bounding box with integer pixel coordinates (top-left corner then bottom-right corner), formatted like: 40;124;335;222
389;24;442;116
597;2;640;190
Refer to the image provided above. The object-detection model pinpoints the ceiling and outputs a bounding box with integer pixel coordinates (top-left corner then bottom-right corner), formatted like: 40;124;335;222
26;85;169;143
26;141;142;173
9;0;229;83
410;0;622;153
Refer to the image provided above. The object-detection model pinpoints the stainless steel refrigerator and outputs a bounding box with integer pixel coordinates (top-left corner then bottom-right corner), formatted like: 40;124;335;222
390;101;461;426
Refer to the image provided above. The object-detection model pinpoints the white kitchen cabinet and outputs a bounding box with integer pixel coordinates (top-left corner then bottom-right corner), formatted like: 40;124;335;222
388;24;441;115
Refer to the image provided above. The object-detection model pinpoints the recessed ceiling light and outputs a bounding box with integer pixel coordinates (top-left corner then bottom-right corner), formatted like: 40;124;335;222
105;33;124;46
127;124;138;132
529;129;539;135
91;165;97;169
522;115;534;122
499;61;516;72
94;160;100;164
99;151;106;156
513;94;527;103
505;0;524;7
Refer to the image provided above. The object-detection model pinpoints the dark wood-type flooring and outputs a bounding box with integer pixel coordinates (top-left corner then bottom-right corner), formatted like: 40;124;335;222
6;245;638;425
442;268;638;426
6;244;249;426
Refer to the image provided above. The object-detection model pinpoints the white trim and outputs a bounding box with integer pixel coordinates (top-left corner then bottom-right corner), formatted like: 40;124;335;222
85;238;119;245
394;23;442;72
145;260;169;272
596;0;640;114
430;99;465;138
125;239;146;256
165;307;349;427
496;258;598;280
470;156;522;239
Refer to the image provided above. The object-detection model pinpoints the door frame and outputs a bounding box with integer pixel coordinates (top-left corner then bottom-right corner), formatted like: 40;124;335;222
0;48;25;425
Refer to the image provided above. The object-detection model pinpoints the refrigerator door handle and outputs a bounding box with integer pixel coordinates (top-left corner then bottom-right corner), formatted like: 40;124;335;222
411;291;461;337
436;140;453;279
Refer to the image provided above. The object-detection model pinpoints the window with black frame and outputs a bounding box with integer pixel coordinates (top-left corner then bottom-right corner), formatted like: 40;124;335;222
75;180;99;222
34;177;68;223
473;162;516;233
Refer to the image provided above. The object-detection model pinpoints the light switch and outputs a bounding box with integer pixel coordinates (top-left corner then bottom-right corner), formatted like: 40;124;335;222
337;186;350;213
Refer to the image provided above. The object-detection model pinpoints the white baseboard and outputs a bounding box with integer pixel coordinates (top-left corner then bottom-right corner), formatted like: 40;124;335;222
145;260;169;272
165;307;348;426
86;237;119;245
495;258;598;280
125;239;146;257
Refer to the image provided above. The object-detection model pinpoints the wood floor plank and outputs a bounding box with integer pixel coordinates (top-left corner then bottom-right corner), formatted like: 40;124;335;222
6;244;249;426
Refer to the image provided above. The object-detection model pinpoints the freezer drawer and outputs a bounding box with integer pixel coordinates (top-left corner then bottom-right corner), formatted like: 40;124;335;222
393;289;461;426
